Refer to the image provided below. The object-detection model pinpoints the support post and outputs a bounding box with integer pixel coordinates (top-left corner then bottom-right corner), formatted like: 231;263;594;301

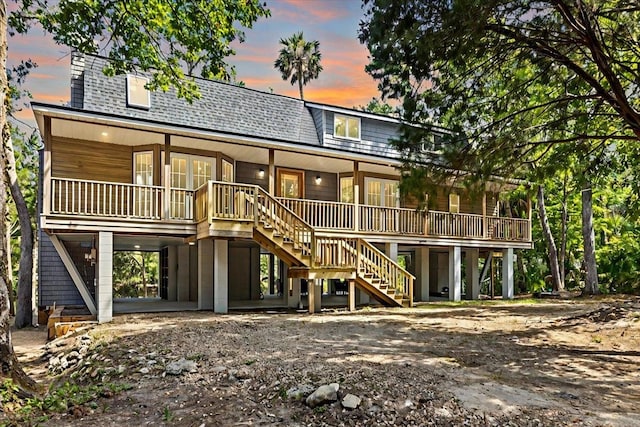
198;239;214;310
164;134;171;220
353;161;359;232
43;116;52;215
465;248;480;300
167;246;178;301
268;149;275;195
416;247;430;301
384;242;398;261
449;246;461;301
177;245;190;301
213;239;229;313
502;247;514;299
348;279;356;311
482;192;487;239
96;231;113;323
308;279;315;314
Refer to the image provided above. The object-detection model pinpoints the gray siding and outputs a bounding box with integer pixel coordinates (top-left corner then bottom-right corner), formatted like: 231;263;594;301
322;112;401;158
38;232;85;307
79;54;320;146
310;107;324;144
236;161;268;190
304;170;337;201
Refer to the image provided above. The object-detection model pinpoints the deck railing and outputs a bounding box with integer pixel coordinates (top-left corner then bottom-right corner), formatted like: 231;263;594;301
49;178;530;242
51;178;164;220
358;239;413;301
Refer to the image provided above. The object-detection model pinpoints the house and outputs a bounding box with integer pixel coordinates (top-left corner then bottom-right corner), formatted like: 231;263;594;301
33;53;532;323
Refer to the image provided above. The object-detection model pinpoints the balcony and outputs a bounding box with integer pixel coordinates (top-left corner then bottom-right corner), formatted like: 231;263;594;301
45;178;531;243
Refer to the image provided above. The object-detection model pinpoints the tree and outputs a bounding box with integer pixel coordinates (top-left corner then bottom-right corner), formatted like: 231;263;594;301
274;31;323;99
357;97;398;116
359;0;640;294
1;0;270;390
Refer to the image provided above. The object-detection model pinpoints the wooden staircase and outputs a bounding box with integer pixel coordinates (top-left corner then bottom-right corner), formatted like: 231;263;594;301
203;181;414;307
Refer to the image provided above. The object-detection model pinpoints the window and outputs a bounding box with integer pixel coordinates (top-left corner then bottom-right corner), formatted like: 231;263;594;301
334;115;360;140
340;176;354;203
168;153;215;219
277;169;304;199
221;159;234;182
133;151;154;216
364;178;398;207
127;75;151;109
449;193;460;213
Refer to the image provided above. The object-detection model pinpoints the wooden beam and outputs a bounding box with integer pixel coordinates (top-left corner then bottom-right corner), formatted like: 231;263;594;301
353;161;359;232
348;279;355;312
268;149;275;195
164;134;171;220
49;235;97;315
43;116;52;215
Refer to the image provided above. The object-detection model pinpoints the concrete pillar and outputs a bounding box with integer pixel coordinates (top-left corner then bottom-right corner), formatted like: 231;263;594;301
167;246;178;301
308;279;321;313
448;246;462;302
213;240;229;313
198;239;214;310
288;278;301;308
502;247;514;299
96;231;113;323
177;245;190;301
348;280;356;311
465;248;480;300
385;242;398;261
416;247;430;301
308;279;315;313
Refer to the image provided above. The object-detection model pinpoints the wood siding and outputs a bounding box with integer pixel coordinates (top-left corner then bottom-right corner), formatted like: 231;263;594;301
236;161;269;190
52;137;132;183
38;232;87;307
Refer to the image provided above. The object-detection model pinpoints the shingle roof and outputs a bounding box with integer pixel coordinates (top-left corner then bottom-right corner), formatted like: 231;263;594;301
79;54;321;146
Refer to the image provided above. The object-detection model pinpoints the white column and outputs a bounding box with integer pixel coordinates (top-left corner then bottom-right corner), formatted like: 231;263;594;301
465;248;480;300
198;239;214;310
502;247;514;299
348;280;356;311
167;246;178;301
96;232;113;323
177;245;190;301
213;239;228;313
385;242;398;261
313;279;322;313
416;247;430;301
308;279;315;314
448;246;462;302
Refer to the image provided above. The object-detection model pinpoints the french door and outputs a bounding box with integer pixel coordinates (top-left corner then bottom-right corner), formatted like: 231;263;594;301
169;154;215;219
363;177;399;231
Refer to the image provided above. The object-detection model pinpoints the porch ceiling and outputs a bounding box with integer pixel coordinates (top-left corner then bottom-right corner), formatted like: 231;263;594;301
49;117;400;175
55;233;187;251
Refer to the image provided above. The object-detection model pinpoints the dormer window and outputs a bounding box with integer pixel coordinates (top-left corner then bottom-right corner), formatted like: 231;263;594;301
127;75;150;109
334;115;360;140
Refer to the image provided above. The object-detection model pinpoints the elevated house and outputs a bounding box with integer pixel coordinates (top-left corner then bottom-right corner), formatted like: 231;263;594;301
33;53;532;323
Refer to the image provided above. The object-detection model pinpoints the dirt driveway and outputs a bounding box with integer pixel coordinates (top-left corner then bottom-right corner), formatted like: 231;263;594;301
10;298;640;426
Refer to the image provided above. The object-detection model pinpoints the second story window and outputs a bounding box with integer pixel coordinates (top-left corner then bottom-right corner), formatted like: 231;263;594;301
449;193;460;214
127;75;151;109
334;115;360;140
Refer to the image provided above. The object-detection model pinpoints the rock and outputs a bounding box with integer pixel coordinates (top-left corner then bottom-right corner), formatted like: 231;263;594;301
235;367;252;380
212;366;227;373
67;351;80;361
49;356;61;367
305;383;339;408
60;357;69;370
341;394;361;409
140;367;150;374
117;365;126;374
286;384;315;400
165;358;197;375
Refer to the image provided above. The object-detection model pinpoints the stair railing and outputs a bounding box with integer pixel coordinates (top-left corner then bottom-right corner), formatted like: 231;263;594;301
357;239;414;305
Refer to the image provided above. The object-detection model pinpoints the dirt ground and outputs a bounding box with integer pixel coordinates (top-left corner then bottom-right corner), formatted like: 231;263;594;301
8;297;640;426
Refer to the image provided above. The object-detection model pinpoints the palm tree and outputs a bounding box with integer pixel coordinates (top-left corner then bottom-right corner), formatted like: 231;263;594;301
274;32;323;99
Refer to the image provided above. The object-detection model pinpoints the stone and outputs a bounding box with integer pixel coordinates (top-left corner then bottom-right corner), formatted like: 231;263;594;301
286;384;315;400
341;394;361;409
140;367;150;374
67;351;80;361
60;357;69;370
49;356;61;367
305;383;339;408
165;358;197;375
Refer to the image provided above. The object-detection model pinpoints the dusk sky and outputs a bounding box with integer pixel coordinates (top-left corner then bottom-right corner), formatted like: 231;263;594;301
8;0;381;129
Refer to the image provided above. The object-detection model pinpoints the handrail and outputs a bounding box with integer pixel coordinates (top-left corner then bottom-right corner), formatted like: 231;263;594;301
357;239;414;303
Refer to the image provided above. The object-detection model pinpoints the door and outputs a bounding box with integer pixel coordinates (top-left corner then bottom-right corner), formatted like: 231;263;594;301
364;177;399;231
169;154;214;219
133;151;154;217
277;169;304;199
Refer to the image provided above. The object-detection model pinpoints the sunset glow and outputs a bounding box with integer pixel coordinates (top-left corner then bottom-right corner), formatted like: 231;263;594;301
8;0;382;129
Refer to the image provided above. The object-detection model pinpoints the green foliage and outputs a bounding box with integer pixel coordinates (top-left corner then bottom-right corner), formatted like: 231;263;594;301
10;0;271;102
274;31;323;99
113;251;159;298
357;97;399;116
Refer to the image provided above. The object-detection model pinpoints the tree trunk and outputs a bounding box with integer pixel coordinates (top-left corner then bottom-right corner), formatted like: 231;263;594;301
5;218;13;315
537;185;562;292
297;63;304;99
0;0;36;390
559;173;568;289
4;137;34;328
581;180;599;295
